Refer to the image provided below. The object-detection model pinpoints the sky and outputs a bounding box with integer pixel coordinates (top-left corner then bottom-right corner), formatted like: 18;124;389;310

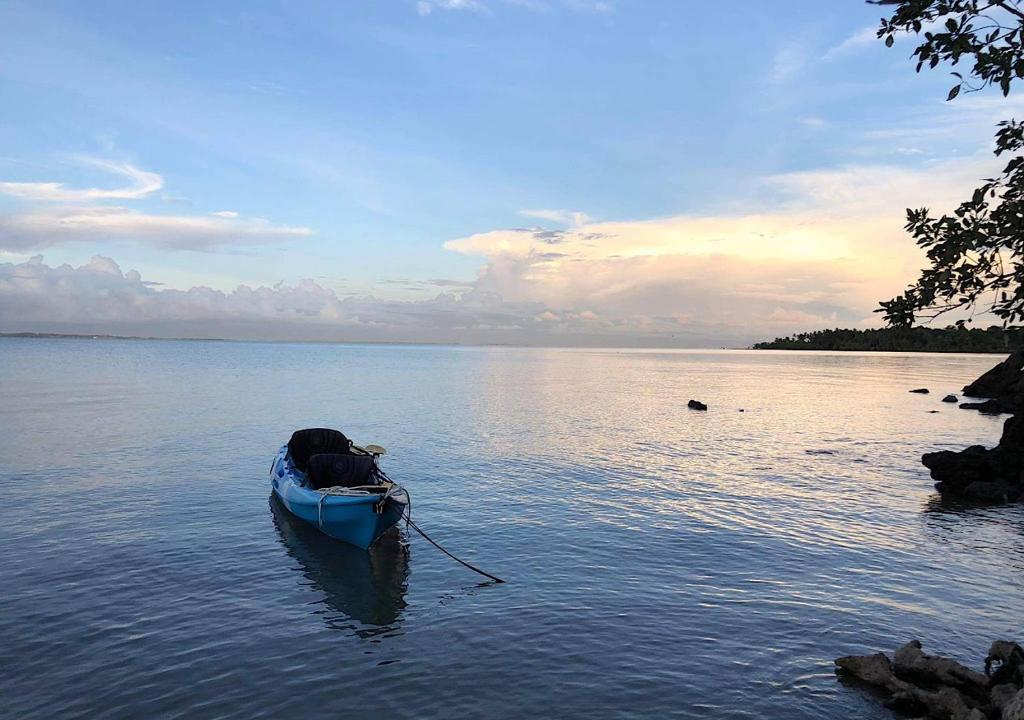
0;0;1020;346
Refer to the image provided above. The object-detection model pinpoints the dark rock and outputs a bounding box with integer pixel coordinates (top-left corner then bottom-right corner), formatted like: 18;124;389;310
926;357;1024;504
687;400;707;411
910;388;930;394
960;398;1017;414
836;640;1023;720
988;641;1024;687
836;652;906;690
892;640;988;697
923;445;998;492
961;481;1021;503
943;394;959;403
963;351;1024;398
959;351;1024;415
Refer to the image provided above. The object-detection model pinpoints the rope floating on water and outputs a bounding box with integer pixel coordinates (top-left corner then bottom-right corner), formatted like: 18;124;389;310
404;512;505;584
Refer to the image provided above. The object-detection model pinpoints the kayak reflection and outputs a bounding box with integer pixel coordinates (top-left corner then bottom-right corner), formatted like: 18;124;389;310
269;494;409;634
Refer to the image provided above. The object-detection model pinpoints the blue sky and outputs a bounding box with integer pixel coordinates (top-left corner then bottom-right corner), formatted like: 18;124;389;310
0;1;1019;345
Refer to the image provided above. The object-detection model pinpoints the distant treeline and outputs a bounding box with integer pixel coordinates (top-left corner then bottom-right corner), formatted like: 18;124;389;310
751;326;1024;353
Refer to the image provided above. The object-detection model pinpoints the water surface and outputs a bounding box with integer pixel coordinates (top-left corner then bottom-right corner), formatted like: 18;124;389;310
2;339;1022;719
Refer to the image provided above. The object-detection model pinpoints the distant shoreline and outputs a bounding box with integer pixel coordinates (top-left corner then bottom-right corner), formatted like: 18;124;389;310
0;330;1012;353
752;326;1022;354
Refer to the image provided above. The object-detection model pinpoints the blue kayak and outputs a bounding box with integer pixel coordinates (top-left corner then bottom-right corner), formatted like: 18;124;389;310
270;429;409;549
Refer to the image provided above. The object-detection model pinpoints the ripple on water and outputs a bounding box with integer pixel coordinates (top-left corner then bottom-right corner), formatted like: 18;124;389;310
1;340;1022;719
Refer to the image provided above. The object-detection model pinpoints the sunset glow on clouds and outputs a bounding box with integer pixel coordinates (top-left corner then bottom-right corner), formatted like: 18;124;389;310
0;2;1017;345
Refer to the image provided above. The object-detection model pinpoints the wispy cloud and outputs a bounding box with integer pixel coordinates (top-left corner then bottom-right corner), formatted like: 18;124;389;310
767;43;805;85
415;0;611;15
822;26;877;62
0;158;163;202
0;206;311;252
416;0;485;15
0;158;310;252
799;116;829;129
520;208;591;226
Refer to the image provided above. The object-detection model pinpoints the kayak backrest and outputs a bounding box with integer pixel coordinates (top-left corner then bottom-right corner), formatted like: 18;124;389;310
306;453;376;489
288;428;351;473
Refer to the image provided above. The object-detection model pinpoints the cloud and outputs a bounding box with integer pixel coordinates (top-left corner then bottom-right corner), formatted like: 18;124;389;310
416;0;484;15
441;153;1008;342
822;17;950;62
822;26;878;61
520;208;591;226
0;206;311;251
0;159;310;251
0;254;576;344
799;116;828;129
767;43;805;85
0;149;1008;346
0;159;163;202
415;0;611;15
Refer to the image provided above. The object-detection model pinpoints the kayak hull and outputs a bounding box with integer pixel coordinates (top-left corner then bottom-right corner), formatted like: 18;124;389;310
270;446;408;549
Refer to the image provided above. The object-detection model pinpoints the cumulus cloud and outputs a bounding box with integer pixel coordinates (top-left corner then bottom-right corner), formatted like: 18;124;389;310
0;254;593;345
0;159;163;201
441;153;1008;343
0;152;1008;346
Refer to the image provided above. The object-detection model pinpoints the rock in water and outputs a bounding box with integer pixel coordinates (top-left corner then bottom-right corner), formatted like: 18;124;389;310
910;388;930;394
687;399;707;411
926;354;1024;504
924;414;1024;502
963;351;1024;398
943;394;959;403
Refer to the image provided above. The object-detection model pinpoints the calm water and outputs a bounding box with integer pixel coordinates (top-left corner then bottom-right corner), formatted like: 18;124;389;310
2;339;1023;719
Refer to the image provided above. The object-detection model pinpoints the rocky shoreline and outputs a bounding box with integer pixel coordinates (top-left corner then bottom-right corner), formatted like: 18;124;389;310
836;640;1024;720
922;352;1024;503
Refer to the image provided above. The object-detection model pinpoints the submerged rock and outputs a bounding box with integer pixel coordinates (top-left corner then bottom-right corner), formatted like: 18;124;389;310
687;399;707;411
910;388;930;394
836;640;1024;720
944;394;959;403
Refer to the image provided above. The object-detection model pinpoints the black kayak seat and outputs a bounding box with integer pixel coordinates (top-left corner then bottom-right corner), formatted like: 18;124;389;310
307;453;376;490
288;428;351;473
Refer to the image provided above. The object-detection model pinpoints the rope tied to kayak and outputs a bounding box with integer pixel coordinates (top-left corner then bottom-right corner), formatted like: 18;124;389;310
402;497;505;584
312;465;504;583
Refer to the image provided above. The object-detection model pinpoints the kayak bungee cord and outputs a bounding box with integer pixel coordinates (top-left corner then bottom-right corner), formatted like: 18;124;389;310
403;496;505;583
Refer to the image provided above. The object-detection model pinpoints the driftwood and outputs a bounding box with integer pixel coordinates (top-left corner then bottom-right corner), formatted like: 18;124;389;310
836;640;1024;719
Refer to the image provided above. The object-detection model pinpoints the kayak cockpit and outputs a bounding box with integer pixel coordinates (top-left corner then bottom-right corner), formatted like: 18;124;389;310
270;428;409;548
